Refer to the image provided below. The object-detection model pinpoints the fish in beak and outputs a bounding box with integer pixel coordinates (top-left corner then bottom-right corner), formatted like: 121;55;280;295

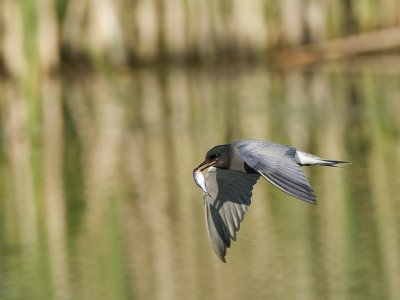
193;160;216;194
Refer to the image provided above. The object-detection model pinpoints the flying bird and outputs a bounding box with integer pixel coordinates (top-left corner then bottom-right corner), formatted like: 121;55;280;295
193;139;349;262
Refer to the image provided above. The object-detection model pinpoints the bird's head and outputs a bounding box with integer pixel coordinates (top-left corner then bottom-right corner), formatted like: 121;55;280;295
194;144;230;172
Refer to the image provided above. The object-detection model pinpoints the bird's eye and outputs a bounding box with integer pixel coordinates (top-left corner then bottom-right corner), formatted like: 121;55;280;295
210;154;219;160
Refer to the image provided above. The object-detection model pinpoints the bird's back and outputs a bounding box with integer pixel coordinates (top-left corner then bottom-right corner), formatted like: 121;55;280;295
232;139;291;169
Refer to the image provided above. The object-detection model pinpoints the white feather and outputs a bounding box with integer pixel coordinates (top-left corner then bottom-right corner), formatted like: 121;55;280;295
295;150;324;165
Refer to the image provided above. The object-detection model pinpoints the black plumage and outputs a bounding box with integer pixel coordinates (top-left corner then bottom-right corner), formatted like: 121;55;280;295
193;139;349;262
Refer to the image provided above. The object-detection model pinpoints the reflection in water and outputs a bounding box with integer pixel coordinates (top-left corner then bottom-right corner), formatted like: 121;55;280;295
0;62;400;300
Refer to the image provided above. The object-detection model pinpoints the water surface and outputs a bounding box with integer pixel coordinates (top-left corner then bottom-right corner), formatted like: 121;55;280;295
0;60;400;300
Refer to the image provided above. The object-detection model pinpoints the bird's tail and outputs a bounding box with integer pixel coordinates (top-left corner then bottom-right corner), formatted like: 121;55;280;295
295;151;350;167
319;159;350;167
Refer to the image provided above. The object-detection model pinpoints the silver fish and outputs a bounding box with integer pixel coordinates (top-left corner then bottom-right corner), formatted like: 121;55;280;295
193;170;208;194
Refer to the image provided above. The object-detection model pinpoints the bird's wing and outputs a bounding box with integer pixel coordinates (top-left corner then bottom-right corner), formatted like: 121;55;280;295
234;140;316;204
203;167;260;262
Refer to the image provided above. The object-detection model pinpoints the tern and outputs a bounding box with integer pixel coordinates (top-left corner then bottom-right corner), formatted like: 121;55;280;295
193;139;349;262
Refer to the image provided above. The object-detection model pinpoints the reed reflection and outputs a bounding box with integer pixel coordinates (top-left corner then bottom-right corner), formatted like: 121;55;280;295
0;63;399;300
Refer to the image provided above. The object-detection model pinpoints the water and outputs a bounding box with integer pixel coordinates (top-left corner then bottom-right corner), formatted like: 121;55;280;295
0;59;400;300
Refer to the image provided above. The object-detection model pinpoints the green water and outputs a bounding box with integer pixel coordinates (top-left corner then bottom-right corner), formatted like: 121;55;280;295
0;59;400;300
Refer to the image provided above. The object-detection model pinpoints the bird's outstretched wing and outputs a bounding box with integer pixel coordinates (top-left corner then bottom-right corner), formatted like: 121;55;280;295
203;167;259;262
234;140;316;204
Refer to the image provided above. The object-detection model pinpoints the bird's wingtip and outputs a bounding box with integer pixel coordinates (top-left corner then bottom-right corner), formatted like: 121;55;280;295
213;250;226;263
302;197;317;205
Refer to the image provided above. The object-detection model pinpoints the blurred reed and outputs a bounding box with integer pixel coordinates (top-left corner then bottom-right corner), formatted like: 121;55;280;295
1;61;400;299
1;0;400;76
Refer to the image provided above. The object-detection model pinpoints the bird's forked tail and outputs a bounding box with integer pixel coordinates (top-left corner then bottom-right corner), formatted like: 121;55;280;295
295;150;350;167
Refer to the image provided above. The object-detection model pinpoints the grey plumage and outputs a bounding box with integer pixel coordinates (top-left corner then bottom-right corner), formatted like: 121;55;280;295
194;139;349;262
203;167;259;262
234;140;316;203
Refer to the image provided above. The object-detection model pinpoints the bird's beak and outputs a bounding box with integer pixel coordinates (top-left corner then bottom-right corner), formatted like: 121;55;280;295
193;160;216;173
